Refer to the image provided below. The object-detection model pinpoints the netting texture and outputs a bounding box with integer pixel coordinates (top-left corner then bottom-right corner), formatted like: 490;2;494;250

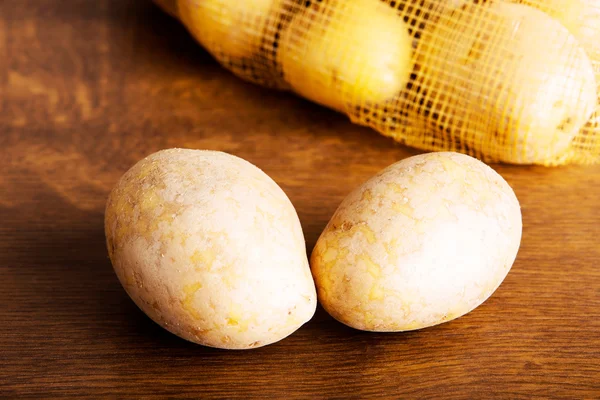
162;0;600;165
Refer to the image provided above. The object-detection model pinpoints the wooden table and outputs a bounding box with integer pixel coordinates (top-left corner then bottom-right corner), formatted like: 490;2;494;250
2;1;599;398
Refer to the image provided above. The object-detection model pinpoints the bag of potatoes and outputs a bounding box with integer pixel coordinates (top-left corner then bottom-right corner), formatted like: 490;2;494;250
157;0;600;166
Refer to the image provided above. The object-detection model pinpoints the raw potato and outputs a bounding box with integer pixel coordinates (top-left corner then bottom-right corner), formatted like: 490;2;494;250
311;152;522;332
416;2;597;164
177;0;286;60
519;0;600;68
279;0;413;113
105;149;317;349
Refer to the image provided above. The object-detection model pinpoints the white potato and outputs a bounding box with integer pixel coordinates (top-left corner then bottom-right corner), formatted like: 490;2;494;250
105;149;316;349
279;0;413;113
520;0;600;68
311;152;522;332
177;0;287;60
416;2;597;164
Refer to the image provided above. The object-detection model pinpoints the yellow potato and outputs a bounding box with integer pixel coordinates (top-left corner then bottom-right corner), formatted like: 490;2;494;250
105;149;316;349
278;0;413;113
177;0;286;60
416;2;597;164
311;152;522;332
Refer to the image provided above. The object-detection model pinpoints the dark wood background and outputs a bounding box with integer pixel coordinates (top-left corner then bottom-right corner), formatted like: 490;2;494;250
1;1;599;398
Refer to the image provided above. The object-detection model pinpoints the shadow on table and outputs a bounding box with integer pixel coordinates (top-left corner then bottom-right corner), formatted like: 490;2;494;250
105;0;417;149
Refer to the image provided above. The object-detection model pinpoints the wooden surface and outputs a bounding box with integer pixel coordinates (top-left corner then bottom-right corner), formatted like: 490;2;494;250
1;1;599;398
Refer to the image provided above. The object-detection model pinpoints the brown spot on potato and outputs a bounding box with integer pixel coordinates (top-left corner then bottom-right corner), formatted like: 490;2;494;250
192;326;212;337
557;117;574;132
340;221;353;232
133;271;143;289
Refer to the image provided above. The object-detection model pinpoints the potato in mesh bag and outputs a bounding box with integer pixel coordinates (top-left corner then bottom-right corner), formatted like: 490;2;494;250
278;0;414;113
422;0;600;81
412;1;597;164
518;0;600;76
570;106;600;164
177;0;283;59
177;0;298;87
159;0;599;165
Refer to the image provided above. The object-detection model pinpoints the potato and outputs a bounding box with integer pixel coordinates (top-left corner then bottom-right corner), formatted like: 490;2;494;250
177;0;287;60
519;0;600;66
105;149;316;349
311;152;522;332
416;2;597;164
278;0;413;113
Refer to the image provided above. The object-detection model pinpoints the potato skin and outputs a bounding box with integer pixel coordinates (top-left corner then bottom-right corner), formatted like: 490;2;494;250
311;152;522;332
521;0;600;68
178;0;286;60
105;149;316;349
278;0;413;113
416;2;597;164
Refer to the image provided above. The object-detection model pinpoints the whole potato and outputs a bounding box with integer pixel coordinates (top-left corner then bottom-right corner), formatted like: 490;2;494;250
311;152;522;332
415;2;597;164
177;0;287;60
105;149;316;349
278;0;413;113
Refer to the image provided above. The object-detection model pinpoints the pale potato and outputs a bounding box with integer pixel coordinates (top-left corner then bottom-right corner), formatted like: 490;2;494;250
278;0;413;113
416;2;597;164
519;0;600;67
177;0;287;60
105;149;316;349
311;152;522;332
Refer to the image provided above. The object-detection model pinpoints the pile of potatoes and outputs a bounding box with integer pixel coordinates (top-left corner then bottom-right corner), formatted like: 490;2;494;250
156;0;599;165
106;149;522;349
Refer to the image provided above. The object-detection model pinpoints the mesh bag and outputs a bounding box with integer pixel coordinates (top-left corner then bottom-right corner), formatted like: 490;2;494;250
161;0;600;165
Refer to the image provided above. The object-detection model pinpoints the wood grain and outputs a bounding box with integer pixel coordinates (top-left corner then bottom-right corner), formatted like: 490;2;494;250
1;1;599;398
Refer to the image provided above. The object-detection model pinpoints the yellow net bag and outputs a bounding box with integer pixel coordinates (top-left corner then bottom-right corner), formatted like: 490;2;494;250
159;0;600;165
